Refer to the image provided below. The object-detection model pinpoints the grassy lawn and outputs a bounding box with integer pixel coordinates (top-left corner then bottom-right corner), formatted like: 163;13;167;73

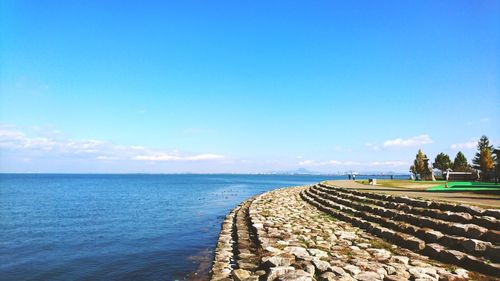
356;179;500;191
427;181;500;192
356;179;444;189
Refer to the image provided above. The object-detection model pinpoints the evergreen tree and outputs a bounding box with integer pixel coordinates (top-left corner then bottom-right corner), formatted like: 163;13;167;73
412;149;428;177
433;153;452;174
479;148;494;180
453;151;470;172
472;135;494;169
473;135;496;180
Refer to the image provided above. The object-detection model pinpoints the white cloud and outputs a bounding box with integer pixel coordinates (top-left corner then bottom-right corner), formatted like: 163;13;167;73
0;126;224;163
298;160;357;166
450;141;477;150
298;160;315;166
365;143;381;151
382;134;433;149
133;153;224;162
369;161;408;167
96;156;121;160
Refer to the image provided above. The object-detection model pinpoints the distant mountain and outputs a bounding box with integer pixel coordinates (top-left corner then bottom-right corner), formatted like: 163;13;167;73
266;168;330;175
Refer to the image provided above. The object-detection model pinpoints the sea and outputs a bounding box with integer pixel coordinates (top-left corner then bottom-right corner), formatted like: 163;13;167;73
0;173;407;281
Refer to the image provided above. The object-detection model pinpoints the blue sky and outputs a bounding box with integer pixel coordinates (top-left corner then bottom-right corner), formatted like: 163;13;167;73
1;0;498;173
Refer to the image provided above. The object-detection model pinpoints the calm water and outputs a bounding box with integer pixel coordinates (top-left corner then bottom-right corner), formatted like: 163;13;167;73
0;174;350;281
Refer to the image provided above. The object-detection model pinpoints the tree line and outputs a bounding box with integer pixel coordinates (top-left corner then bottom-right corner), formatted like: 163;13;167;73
410;135;499;181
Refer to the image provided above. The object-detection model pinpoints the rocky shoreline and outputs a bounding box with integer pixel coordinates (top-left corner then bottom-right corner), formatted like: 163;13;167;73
209;183;499;281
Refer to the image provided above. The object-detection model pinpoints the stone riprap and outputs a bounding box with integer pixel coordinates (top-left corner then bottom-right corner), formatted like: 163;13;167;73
210;184;499;281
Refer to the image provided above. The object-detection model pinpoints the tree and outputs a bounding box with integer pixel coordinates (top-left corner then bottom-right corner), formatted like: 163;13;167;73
473;135;494;169
409;165;417;177
473;135;496;180
479;148;494;180
433;153;452;174
411;149;432;180
453;151;470;172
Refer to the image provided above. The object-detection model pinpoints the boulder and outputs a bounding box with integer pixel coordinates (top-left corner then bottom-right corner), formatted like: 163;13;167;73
355;271;382;281
464;224;488;239
481;230;500;244
423;243;444;258
261;253;296;268
391;255;410;265
318;272;336;281
344;264;361;275
462;239;492;254
284;246;310;259
312;259;331;273
280;270;312;281
438;250;466;264
383;275;409;281
423;229;444;242
232;269;251;281
449;224;468;237
330;266;346;276
485;209;500;219
308;248;328;258
265;266;295;281
368;248;392;261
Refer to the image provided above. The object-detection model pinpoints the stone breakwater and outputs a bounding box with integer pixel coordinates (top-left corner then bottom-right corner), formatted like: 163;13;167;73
210;183;500;281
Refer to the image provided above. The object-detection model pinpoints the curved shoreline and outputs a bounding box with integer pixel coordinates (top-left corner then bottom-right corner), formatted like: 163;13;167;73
209;182;499;280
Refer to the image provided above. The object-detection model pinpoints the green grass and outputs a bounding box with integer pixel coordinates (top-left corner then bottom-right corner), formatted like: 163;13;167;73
356;179;444;188
427;181;500;191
